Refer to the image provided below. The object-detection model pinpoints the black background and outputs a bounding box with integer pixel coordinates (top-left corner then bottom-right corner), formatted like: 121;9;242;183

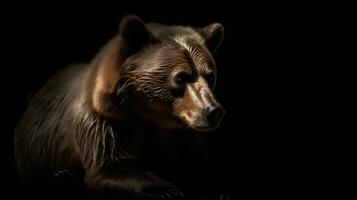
0;2;336;199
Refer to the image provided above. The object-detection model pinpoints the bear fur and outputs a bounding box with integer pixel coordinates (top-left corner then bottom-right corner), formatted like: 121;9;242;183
14;15;225;199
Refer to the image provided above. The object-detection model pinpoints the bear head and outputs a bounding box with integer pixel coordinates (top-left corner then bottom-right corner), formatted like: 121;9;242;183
92;15;225;132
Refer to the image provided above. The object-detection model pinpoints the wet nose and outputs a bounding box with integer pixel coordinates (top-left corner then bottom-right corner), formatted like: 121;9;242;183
206;104;225;127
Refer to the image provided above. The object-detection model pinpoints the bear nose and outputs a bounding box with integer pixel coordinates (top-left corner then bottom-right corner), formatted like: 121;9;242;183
206;104;225;127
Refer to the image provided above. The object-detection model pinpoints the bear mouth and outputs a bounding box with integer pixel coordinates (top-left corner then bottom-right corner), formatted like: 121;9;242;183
192;126;215;132
183;119;219;132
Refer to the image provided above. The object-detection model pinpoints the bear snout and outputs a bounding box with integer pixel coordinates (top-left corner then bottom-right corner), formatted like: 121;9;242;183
206;104;225;128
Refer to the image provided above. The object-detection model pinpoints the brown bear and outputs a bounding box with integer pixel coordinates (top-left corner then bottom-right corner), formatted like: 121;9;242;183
14;15;225;199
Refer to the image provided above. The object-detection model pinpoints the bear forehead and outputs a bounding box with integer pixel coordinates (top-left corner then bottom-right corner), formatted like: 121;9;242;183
146;24;214;74
147;23;204;44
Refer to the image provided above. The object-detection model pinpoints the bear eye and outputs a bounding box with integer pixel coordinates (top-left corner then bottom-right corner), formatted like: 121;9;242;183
206;73;215;86
175;72;192;85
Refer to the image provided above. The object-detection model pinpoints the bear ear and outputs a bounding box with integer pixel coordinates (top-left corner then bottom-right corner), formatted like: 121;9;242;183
198;23;225;53
119;15;154;56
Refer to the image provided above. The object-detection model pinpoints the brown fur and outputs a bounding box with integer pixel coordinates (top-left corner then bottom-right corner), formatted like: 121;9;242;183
14;15;225;199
